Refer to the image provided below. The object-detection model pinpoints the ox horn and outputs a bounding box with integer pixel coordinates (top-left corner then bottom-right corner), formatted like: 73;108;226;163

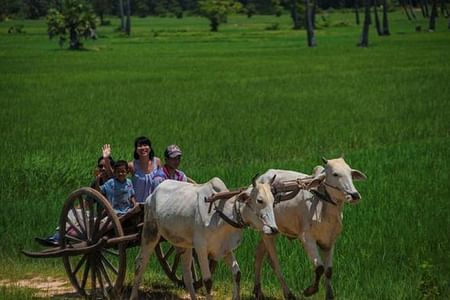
252;174;259;188
205;189;243;203
322;157;328;164
269;174;277;185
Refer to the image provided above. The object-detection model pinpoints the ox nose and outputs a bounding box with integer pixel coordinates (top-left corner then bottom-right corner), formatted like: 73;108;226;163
350;192;361;201
262;224;278;235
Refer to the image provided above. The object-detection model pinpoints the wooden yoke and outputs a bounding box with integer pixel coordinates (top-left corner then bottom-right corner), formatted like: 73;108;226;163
271;177;314;204
205;189;244;213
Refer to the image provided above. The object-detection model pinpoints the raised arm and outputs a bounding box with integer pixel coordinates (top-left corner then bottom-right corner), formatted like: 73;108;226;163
102;144;114;178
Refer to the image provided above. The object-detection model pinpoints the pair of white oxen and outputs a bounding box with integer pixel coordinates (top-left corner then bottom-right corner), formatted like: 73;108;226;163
130;157;367;300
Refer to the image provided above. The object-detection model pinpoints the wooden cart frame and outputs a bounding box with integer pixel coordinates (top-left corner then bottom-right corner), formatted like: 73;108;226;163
23;187;206;299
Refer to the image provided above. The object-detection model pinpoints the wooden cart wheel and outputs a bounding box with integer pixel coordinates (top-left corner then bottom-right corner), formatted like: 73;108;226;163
155;239;216;290
59;187;127;299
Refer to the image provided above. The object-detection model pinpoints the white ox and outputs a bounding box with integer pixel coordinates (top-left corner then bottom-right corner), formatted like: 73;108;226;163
253;157;367;300
130;176;278;300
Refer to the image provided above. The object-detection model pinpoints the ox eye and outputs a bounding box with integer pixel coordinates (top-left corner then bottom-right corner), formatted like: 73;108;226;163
257;199;263;204
333;172;338;177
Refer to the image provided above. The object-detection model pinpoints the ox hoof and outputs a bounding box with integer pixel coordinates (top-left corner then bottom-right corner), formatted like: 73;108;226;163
253;285;265;300
285;291;296;300
303;286;318;297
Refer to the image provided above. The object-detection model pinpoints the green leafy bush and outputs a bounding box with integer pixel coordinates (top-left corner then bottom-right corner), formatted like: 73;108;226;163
46;0;98;50
198;0;242;31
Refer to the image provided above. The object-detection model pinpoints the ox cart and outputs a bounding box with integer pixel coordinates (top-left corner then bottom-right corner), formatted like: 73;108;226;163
22;187;210;299
22;177;309;299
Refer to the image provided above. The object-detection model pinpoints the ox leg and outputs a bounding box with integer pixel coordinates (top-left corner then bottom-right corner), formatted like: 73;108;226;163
300;235;324;297
321;247;334;300
224;251;241;300
194;245;213;300
130;220;160;300
253;238;267;300
180;248;197;300
262;235;295;300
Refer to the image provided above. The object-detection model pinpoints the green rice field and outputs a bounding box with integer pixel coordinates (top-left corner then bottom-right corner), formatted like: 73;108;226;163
0;10;449;299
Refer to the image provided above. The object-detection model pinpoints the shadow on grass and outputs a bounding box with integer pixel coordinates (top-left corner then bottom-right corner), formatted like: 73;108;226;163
121;282;185;300
47;282;183;300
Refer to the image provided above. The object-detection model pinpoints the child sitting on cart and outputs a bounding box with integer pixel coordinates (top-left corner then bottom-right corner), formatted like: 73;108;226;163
35;145;115;247
97;160;137;216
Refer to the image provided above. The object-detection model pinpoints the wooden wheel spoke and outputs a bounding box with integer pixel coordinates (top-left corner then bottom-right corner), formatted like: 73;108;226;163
99;258;113;288
100;253;119;275
81;261;90;290
92;207;107;240
95;218;112;240
88;198;95;240
171;252;181;275
72;254;87;277
95;266;105;296
70;206;86;234
65;234;84;244
163;246;175;260
102;248;119;257
80;197;90;240
91;261;97;293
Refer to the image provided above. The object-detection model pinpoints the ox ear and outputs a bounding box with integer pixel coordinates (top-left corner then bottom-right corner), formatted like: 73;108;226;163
322;157;328;165
351;169;367;181
251;174;259;188
236;192;250;203
308;173;325;189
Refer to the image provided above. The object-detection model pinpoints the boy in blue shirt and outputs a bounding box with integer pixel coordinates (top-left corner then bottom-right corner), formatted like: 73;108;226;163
98;160;137;216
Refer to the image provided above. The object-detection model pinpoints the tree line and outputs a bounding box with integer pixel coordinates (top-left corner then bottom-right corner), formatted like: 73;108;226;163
3;0;447;20
2;0;448;49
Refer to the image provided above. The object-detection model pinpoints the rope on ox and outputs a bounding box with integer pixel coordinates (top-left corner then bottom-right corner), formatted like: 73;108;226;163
204;188;248;228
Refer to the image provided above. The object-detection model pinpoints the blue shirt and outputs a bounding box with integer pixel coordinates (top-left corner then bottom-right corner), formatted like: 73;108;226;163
100;178;135;215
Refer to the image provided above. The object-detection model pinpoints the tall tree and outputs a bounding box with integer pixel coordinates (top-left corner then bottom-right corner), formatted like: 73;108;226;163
125;0;130;35
354;0;360;24
358;0;371;47
373;0;382;35
304;0;316;46
118;0;125;31
400;0;413;21
381;0;390;35
290;0;302;29
429;0;438;31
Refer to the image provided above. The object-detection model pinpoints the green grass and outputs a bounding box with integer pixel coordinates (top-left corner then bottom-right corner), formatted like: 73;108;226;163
1;10;449;299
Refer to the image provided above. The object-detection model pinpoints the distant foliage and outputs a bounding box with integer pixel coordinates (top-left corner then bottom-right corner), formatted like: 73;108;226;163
198;0;242;31
46;0;98;50
265;22;280;30
7;24;26;34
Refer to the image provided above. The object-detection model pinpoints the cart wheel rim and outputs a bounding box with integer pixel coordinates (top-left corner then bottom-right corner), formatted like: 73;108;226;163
59;187;127;298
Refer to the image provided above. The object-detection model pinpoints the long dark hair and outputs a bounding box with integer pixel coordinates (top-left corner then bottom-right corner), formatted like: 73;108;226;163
133;136;155;160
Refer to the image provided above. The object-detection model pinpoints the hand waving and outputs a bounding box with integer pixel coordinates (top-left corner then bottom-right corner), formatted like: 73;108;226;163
102;144;111;158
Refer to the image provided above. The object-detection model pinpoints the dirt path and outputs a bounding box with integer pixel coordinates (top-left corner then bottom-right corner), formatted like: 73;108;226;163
0;276;76;298
0;277;202;299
